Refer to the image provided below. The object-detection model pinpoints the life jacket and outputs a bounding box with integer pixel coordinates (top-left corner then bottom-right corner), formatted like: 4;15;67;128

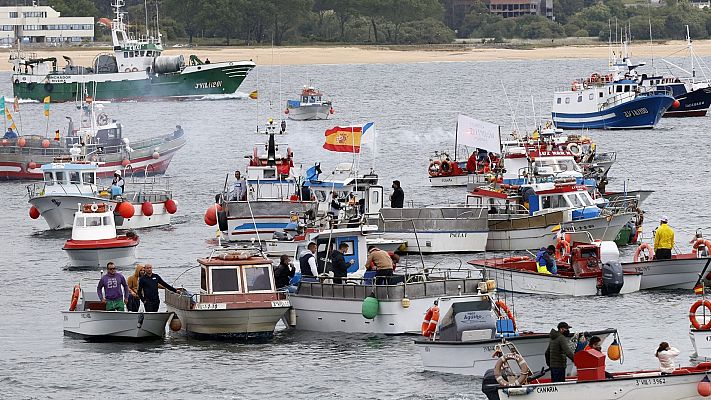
299;252;315;276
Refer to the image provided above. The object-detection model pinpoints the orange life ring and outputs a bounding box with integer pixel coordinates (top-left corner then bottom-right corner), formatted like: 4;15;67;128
555;239;571;262
69;284;80;311
692;238;711;257
502;256;530;263
495;300;517;331
633;243;655;262
428;160;441;177
421;306;440;337
690;300;711;330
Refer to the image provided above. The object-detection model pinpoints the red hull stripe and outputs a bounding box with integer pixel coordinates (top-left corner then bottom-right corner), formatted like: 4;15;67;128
63;237;139;250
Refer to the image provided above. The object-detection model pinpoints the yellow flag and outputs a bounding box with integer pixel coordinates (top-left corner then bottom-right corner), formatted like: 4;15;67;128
10;122;16;130
5;107;12;120
249;90;258;100
43;96;50;104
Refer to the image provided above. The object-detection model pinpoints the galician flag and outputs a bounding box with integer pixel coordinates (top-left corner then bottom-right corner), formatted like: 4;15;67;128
361;122;377;144
43;96;50;117
323;125;362;153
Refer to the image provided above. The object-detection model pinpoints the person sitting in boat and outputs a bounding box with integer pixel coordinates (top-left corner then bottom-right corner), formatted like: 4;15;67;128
97;262;129;312
299;242;320;281
545;322;575;383
137;264;179;312
274;255;296;293
3;126;17;139
654;216;675;260
656;341;680;375
229;170;247;201
330;242;354;284
111;170;125;198
536;245;557;274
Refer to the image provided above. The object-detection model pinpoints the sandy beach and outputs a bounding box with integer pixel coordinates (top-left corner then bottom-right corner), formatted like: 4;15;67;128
1;39;706;70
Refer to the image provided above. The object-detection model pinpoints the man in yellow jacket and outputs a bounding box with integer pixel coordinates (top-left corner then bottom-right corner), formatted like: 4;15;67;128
654;215;674;260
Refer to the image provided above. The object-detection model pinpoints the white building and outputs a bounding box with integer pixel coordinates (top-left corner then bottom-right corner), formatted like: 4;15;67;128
0;5;93;45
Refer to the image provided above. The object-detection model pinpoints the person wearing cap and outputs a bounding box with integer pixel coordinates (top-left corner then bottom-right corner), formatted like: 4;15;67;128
110;170;125;198
654;215;674;260
545;322;574;382
390;180;404;208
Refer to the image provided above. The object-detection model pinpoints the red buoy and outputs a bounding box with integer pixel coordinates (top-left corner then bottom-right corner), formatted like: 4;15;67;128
699;375;711;397
141;201;154;217
17;137;26;147
1;139;8;146
329;107;334;114
27;161;37;170
164;198;177;214
152;151;160;159
118;201;135;219
672;99;681;109
29;206;40;219
121;159;130;167
41;139;50;148
204;204;220;226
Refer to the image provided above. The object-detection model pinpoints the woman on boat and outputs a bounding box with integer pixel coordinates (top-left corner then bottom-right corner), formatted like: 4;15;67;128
274;255;296;292
656;342;680;374
126;264;144;312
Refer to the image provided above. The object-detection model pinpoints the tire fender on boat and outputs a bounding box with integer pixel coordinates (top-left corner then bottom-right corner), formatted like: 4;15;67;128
633;243;654;262
567;143;582;157
690;300;711;330
69;284;80;311
494;353;530;386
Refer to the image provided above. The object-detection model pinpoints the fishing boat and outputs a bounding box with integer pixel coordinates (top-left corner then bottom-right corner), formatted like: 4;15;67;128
27;161;177;230
62;278;174;340
467;181;635;251
11;1;254;102
551;49;675;129
415;293;618;376
622;238;711;290
62;203;139;268
689;295;711;360
469;238;641;296
481;342;711;400
164;249;291;339
285;86;333;121
0;98;186;180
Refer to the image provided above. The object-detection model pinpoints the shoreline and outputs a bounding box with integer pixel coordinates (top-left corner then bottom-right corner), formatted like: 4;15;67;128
0;40;705;70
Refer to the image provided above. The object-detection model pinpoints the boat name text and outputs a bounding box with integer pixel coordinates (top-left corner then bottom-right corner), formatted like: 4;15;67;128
635;378;666;386
450;233;468;238
48;76;71;83
623;108;649;118
195;81;223;89
536;387;558;393
271;300;290;308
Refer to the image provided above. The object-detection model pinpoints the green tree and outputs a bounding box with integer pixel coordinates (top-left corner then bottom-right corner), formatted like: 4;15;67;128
315;0;360;41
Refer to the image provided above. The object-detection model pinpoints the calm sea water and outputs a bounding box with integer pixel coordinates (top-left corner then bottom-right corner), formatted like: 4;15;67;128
0;57;708;399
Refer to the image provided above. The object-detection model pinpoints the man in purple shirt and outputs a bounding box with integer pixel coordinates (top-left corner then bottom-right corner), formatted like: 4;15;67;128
97;261;129;311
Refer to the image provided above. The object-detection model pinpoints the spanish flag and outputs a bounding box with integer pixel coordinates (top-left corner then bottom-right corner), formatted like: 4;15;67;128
43;96;50;117
323;125;362;153
695;283;705;295
248;90;258;100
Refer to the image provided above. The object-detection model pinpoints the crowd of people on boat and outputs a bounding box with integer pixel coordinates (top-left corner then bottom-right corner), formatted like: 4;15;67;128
96;261;178;312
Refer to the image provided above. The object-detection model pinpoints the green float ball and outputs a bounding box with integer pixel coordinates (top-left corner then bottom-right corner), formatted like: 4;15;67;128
362;295;379;319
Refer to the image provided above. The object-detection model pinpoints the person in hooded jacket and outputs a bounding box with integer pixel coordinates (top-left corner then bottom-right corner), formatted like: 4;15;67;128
536;245;557;274
656;342;680;374
126;263;144;312
545;321;574;382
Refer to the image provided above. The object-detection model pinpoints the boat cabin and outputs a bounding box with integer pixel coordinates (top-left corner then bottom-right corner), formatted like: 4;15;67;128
300;87;324;105
39;162;99;196
303;162;382;220
198;253;278;296
295;225;376;277
71;204;116;240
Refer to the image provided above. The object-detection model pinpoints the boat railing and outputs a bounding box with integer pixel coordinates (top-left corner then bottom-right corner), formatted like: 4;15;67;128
593;151;616;164
600;196;639;215
26;181;99;198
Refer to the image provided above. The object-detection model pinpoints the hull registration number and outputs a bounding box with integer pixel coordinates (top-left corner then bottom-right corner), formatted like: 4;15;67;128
623;107;649;118
271;300;290;307
196;303;227;310
635;377;666;386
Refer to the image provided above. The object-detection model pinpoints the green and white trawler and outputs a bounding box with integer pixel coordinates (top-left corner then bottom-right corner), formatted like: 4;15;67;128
11;0;255;103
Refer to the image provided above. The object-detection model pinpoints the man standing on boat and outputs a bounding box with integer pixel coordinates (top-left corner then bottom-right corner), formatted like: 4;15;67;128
111;170;125;198
366;246;394;285
546;321;575;382
654;216;674;260
536;245;557;274
97;262;129;311
299;242;320;280
230;170;247;201
390;180;404;208
138;264;179;312
330;242;354;284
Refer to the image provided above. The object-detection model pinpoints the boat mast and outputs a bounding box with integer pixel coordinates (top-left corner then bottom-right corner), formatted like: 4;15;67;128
687;25;695;78
144;0;150;39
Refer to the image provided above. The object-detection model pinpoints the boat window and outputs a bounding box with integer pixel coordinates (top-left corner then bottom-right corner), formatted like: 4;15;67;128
82;172;95;184
564;97;570;104
588;93;594;100
124;52;128;58
44;172;54;185
147;51;153;57
624;85;630;92
556;98;561;104
211;268;240;293
201;267;207;291
55;171;66;184
370;190;379;206
128;52;133;58
577;193;593;206
69;171;80;184
339;241;354;256
599;92;603;98
566;193;583;207
74;216;84;226
577;96;582;102
263;168;276;179
615;86;622;93
85;216;102;226
541;195;561;209
244;266;272;292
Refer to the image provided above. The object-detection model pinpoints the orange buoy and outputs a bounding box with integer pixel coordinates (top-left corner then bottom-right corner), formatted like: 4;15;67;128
204;204;219;226
17;137;26;147
41;139;50;148
164;198;177;214
607;338;621;361
27;161;37;170
1;138;8;146
121;159;130;167
169;316;182;331
698;375;711;397
29;206;40;219
152;151;160;159
672;99;681;109
141;201;153;217
329;107;334;114
118;201;135;219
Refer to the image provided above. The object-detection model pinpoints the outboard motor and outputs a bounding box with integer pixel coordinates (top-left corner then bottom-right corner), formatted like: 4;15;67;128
601;260;624;295
482;369;501;400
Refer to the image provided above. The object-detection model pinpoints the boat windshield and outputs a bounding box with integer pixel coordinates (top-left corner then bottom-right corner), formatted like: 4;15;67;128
211;267;240;293
82;172;95;184
535;158;581;174
244;266;272;292
565;192;594;208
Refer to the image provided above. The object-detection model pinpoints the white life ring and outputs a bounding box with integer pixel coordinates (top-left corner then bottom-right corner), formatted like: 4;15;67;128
90;203;99;212
494;353;530;386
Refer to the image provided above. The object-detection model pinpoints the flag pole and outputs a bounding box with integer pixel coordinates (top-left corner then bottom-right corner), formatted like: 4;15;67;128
2;97;6;134
454;120;459;161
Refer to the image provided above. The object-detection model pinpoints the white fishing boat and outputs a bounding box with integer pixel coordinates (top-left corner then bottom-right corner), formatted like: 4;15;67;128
62;203;139;268
28;161;177;230
62;279;173;340
285;86;333;121
164;249;291;339
622;240;711;290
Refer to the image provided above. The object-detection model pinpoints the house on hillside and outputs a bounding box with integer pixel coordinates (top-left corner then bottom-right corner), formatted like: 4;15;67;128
445;0;553;27
0;4;94;45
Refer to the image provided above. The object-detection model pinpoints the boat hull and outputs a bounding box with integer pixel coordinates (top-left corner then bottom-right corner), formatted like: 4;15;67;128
622;256;711;290
287;104;331;121
429;174;470;187
380;231;488;253
664;86;711;117
63;242;138;268
486;213;632;251
62;311;172;340
12;61;254;102
552;94;674;129
690;329;711;359
416;330;614;376
223;200;317;241
165;306;289;339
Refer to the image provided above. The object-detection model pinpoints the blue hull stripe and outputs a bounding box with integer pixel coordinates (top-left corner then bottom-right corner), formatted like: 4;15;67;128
552;95;674;129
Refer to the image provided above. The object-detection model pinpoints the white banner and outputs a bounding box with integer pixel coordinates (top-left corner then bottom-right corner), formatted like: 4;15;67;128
456;114;501;154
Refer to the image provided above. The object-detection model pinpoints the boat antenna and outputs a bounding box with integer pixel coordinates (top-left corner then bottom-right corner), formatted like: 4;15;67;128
144;0;149;38
155;1;161;44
